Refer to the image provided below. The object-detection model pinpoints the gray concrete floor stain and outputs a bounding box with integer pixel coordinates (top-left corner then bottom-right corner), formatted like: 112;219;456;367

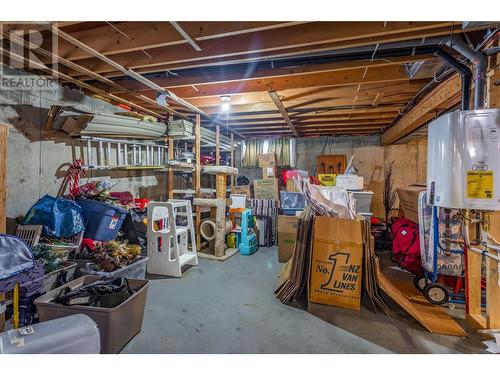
122;246;485;354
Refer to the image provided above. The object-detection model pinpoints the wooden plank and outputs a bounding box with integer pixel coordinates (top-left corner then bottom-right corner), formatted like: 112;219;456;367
167;137;174;200
194;114;201;252
378;267;467;336
268;91;300;137
466;248;484;321
381;74;462;145
0;125;7;233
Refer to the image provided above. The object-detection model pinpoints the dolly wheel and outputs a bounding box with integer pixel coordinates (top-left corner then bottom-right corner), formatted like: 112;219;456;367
423;283;449;305
413;275;428;292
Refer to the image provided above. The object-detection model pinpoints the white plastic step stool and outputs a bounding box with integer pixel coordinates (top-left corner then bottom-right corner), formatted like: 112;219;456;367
146;200;198;277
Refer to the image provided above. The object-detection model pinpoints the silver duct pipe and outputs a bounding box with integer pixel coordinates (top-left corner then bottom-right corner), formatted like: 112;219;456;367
445;37;488;109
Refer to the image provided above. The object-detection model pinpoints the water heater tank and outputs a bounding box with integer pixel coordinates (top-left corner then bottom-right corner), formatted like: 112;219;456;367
427;109;500;210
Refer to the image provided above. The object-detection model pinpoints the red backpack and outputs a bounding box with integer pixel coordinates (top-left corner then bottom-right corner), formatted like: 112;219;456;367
391;217;423;275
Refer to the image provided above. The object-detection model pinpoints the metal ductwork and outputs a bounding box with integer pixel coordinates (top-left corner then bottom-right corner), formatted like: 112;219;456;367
434;48;472;110
445;37;488;109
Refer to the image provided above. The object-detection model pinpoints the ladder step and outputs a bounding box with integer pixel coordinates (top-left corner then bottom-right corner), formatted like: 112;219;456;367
179;252;197;266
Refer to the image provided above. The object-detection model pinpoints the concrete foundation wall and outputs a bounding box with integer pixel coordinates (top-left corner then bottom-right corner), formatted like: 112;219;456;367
236;135;428;218
0;69;169;229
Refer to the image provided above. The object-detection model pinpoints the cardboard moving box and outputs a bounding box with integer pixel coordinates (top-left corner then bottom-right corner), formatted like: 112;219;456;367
232;185;251;197
278;215;298;263
397;185;426;224
258;153;277;167
262;166;278;178
253;178;280;201
309;216;364;310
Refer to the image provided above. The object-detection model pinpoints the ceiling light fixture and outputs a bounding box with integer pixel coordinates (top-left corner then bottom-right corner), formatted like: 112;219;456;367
220;95;231;111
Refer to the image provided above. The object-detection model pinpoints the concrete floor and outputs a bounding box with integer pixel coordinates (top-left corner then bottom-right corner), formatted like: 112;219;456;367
122;246;486;354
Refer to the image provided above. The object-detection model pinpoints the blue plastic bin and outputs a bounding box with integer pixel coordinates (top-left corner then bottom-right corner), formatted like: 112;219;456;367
76;199;127;241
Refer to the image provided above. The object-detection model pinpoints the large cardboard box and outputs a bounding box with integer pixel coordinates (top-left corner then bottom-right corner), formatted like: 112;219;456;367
278;215;298;263
397;185;426;224
232;185;251;197
261;166;278;178
309;216;364;310
253;178;280;200
258;153;277;167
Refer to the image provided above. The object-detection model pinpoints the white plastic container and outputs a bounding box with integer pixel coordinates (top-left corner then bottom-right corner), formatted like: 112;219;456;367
352;191;373;213
336;174;364;190
427;109;500;210
0;314;100;354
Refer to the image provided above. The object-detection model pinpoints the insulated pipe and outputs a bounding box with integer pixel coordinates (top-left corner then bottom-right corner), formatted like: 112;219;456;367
446;37;488;109
434;48;472;110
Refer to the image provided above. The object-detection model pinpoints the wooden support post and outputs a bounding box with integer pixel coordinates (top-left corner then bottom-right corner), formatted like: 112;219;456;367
465;247;486;329
485;48;500;329
194;114;201;252
167;137;174;200
230;133;235;189
0;125;8;233
215;125;220;166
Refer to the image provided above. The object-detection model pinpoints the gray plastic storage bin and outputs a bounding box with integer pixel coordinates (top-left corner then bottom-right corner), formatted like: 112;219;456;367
0;314;100;354
35;275;149;354
79;257;148;280
352;191;373;213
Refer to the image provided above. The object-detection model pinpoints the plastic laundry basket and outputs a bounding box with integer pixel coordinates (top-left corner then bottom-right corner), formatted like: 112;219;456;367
35;275;149;354
76;199;127;241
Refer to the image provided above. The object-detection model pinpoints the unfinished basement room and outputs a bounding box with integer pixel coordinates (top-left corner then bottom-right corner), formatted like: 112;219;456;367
1;1;500;370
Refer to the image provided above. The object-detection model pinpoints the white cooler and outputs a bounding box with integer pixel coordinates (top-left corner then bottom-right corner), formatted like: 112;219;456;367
0;314;100;354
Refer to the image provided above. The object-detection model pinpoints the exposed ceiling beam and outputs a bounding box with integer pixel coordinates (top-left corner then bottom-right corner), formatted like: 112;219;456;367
381;73;461;144
169;22;202;52
101;55;435;94
50;22;307;62
60;22;461;77
120;66;433;101
268;91;300;137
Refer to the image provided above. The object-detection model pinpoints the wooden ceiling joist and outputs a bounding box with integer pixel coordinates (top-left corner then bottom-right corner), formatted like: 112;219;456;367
101;55;435;94
59;22;461;78
268;91;300;137
381;73;461;144
50;22;307;62
5;21;493;139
